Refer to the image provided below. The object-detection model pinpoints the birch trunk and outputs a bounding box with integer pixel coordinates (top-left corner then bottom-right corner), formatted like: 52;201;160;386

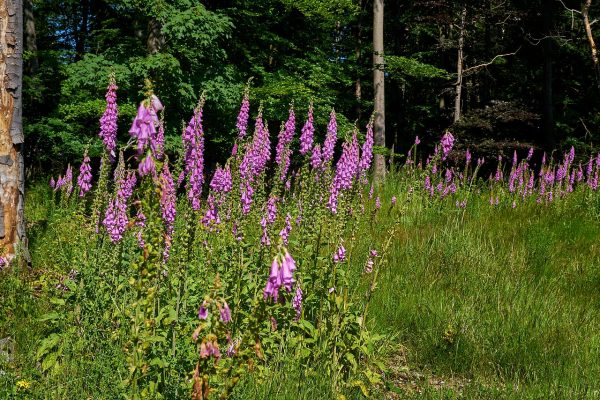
454;7;466;123
582;0;600;91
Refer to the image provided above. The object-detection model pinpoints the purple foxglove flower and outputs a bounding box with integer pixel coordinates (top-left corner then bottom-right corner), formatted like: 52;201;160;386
359;120;374;172
293;285;302;321
424;176;431;190
333;244;346;263
375;196;381;209
159;163;176;235
440;131;454;160
391;196;397;205
279;147;292;182
210;164;233;194
182;105;205;211
99;79;118;160
260;220;271;246
365;250;377;274
527;148;534;161
219;301;231;324
135;209;146;248
280;250;296;292
299;103;314;155
241;107;270;180
445;168;453;183
264;257;281;302
240;180;254;215
364;258;374;274
64;165;74;196
322;109;337;164
236;88;250;138
198;301;208;320
266;195;278;224
138;154;156;177
202;194;221;227
369;184;374;199
77;153;93;197
568;146;575;164
311;144;322;170
279;213;292;245
327;133;360;213
414;136;420;145
465;148;471;165
152;118;165;160
117;171;136;201
103;195;128;243
50;177;55;189
129;100;160;156
275;106;295;165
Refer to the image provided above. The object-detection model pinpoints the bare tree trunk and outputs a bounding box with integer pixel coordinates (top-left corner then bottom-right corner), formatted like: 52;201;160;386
582;0;600;90
0;0;27;262
147;18;164;55
454;6;467;123
373;0;386;180
75;0;88;60
24;0;36;73
355;0;363;121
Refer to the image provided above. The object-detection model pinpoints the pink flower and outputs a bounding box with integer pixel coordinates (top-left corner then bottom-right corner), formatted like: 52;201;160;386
322;109;337;164
440;131;454;160
99;79;118;160
219;301;231;323
299;103;314;155
236;88;250;138
77;153;92;197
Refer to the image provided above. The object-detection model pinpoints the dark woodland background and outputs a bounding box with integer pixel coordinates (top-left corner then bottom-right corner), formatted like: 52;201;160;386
23;0;600;174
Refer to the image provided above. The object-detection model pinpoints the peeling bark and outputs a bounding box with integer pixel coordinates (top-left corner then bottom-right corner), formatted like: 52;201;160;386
0;0;27;262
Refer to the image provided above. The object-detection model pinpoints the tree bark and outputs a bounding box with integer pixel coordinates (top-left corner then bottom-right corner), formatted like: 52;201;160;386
373;0;386;180
454;6;467;123
582;0;600;91
354;0;363;121
147;18;164;55
75;0;89;60
23;0;36;73
0;0;27;262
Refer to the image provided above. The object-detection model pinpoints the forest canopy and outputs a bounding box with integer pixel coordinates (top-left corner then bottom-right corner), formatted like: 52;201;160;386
24;0;600;173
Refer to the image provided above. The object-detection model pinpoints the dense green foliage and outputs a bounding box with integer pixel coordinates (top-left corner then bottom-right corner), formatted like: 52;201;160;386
25;0;600;174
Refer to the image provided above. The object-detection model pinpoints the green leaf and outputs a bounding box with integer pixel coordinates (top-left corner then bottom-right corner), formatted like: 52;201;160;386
38;312;60;322
37;334;61;359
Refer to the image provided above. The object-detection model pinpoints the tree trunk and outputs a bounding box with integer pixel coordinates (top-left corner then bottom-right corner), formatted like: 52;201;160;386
582;0;600;91
0;0;27;263
373;0;386;180
75;0;89;60
542;0;554;147
23;0;36;73
355;0;363;121
454;6;467;123
147;18;164;55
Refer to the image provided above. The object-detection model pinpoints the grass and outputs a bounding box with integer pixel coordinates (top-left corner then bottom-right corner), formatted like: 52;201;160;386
2;176;600;399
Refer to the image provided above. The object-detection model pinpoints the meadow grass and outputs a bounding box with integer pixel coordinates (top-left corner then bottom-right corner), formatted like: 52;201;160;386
2;174;600;399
